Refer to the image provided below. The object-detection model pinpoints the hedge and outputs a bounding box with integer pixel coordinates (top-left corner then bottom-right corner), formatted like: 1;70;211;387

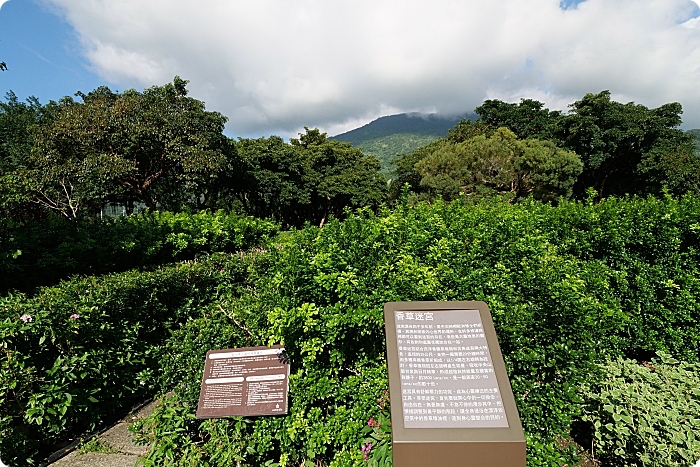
0;210;278;293
132;194;700;466
0;253;249;465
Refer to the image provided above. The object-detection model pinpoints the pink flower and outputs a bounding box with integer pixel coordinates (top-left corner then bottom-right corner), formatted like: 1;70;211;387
361;442;373;460
368;417;375;427
70;313;80;320
20;314;32;323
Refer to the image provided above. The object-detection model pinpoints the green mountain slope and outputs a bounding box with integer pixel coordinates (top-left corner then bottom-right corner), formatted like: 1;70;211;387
331;113;474;175
687;129;700;153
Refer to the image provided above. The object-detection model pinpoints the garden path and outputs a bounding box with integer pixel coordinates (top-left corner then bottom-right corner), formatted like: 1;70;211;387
48;400;158;467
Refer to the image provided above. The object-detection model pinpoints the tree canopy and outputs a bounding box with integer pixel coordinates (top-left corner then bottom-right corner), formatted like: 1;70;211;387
2;77;231;219
414;128;582;202
231;128;386;228
472;91;698;198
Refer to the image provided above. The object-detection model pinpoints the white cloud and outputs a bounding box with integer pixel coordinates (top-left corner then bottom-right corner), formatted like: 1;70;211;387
41;0;700;137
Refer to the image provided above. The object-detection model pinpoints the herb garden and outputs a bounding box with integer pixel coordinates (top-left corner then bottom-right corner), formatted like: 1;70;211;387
3;194;700;466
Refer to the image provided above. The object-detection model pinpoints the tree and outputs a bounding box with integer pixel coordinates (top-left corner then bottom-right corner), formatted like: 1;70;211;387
0;92;57;220
229;135;311;226
415;128;582;202
475;98;562;141
559;91;695;197
292;128;387;227
230;129;386;228
19;77;229;218
474;92;697;198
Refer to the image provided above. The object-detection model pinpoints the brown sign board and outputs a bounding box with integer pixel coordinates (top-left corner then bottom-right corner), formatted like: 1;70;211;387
196;345;289;419
385;301;526;466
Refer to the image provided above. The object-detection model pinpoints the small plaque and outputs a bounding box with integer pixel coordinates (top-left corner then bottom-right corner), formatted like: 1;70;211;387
196;345;289;418
396;309;508;428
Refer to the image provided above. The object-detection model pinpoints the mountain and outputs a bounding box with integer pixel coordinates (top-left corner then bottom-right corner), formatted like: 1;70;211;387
688;129;700;153
330;113;474;175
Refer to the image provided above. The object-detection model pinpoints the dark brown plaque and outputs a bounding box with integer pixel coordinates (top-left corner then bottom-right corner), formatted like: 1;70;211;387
196;345;289;418
385;301;526;467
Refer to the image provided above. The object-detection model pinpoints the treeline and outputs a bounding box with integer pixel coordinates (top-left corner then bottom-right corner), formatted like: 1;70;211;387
1;79;699;231
394;92;700;202
0;78;385;228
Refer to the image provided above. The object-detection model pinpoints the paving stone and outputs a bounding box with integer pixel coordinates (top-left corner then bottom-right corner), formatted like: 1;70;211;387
48;399;161;466
50;452;138;467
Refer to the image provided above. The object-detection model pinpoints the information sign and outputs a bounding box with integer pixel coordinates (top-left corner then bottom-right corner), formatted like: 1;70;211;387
196;345;289;418
396;309;508;428
385;301;526;467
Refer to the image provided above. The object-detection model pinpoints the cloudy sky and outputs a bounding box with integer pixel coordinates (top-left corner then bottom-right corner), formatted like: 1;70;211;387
2;0;700;137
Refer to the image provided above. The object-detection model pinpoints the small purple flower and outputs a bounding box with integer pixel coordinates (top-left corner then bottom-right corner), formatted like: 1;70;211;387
20;314;32;323
70;313;80;320
362;442;373;460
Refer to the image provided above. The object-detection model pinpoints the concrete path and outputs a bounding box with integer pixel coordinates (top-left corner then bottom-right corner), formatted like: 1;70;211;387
49;400;158;467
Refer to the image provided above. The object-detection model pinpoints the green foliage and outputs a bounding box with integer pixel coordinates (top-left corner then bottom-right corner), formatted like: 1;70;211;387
231;128;386;228
78;435;119;454
0;210;278;293
475;99;562;141
343;133;440;176
560;91;694;198
687;129;700;153
361;412;392;467
473;92;698;199
2;77;231;219
0;253;245;465
581;352;700;466
0;92;52;177
414;128;582;201
133;194;700;466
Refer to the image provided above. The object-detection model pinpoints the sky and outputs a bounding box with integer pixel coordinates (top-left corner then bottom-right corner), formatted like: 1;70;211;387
2;0;700;138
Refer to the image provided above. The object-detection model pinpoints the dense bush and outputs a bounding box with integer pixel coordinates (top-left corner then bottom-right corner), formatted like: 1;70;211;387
134;194;700;466
0;253;247;465
581;352;700;466
0;210;278;293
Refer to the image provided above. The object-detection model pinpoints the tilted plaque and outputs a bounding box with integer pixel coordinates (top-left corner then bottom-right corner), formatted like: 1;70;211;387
385;301;526;466
196;345;289;419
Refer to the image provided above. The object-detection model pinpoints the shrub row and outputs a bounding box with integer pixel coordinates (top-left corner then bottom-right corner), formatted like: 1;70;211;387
0;210;278;293
0;253;248;466
134;194;700;466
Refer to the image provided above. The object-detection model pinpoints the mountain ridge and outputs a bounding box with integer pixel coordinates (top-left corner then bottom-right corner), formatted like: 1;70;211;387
330;112;475;174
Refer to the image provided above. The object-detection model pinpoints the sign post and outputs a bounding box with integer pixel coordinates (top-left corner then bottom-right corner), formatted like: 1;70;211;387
196;345;289;419
385;301;526;466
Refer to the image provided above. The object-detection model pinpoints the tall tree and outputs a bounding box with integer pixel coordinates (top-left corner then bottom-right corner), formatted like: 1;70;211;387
231;129;386;227
0;92;52;175
292;128;387;227
475;98;562;141
559;91;695;197
474;92;698;198
415;128;582;202
229;135;311;225
0;92;57;220
16;77;229;218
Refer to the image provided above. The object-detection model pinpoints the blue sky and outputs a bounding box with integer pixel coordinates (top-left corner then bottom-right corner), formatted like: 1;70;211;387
0;0;106;104
3;0;700;137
